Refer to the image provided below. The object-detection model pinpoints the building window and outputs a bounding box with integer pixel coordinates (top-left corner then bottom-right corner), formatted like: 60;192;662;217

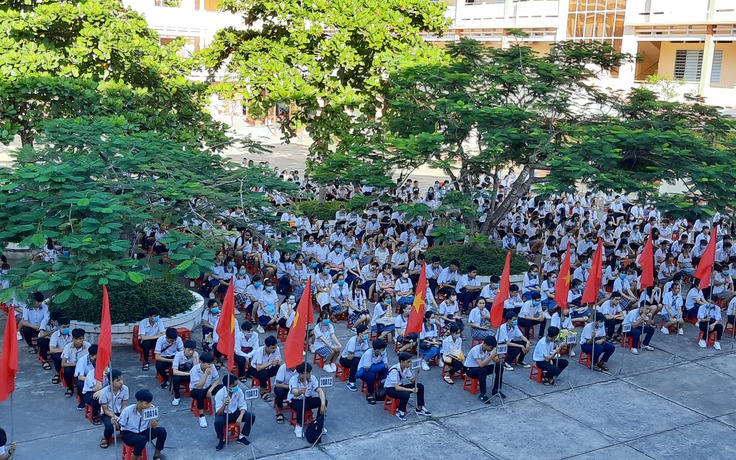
674;50;723;83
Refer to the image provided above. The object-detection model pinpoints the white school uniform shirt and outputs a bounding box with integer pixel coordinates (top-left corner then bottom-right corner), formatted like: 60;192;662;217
314;323;337;347
464;344;492;368
623;309;642;329
426;264;443;280
82;369;105;393
357;349;388;369
532;337;555;362
341;336;369;359
437;268;459;285
188;364;220;390
394;277;413;295
257;290;279;313
214;385;247;414
313;244;330;262
50;330;72;350
172;350;198;371
441;336;463;357
419;323;439;340
22;304;49;326
201;310;220;328
330;283;350;306
522;273;540;292
697;303;722;321
250;345;283;367
727;297;736;316
661;291;683;317
479;284;497;301
98;384;129;414
384;363;413;388
456;274;480;293
233;275;250;294
275;364;297;385
138;318;165;338
599;300;622;317
540;280;555;301
519;300;542;319
61;341;90;365
74;353;95;378
118;404;154;433
580;322;605;344
287;374;320;402
503;294;524;311
685;288;703;310
550;312;573;329
468;307;490;326
370;302;390;327
496;323;524;343
154;337;184;358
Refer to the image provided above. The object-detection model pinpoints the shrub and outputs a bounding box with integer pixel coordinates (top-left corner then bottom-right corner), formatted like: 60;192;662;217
57;279;196;325
293;200;343;221
425;244;529;276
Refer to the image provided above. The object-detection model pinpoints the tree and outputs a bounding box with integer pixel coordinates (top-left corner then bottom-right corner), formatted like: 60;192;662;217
198;0;449;195
0;116;295;304
0;0;227;149
378;38;736;233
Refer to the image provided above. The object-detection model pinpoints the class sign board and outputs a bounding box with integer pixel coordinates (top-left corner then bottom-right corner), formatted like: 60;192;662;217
566;334;578;345
142;407;159;421
245;388;260;400
319;377;333;388
496;344;508;355
411;359;422;370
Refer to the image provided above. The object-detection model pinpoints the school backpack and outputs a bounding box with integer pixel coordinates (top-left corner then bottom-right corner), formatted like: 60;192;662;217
304;414;325;444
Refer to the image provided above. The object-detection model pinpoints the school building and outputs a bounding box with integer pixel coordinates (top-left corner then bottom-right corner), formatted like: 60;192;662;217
126;0;736;108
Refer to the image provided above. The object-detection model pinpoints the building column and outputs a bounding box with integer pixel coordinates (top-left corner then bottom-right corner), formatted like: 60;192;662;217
555;0;570;41
699;25;715;96
617;26;638;85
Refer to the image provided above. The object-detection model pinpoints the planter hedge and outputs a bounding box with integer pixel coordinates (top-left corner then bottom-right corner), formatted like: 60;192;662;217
425;244;529;276
57;279;196;325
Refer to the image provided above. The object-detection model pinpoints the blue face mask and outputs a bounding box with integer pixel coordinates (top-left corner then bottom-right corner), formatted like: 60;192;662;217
255;283;262;288
619;274;627;280
533;301;541;307
512;320;518;326
153;316;160;322
362;334;369;341
211;308;220;314
239;270;247;275
598;322;605;328
338;280;345;286
61;328;71;335
231;386;239;393
266;286;274;292
724;270;731;276
381;350;387;357
62;251;70;256
311;263;318;268
322;319;331;326
402;247;408;252
351;254;358;259
335;248;341;253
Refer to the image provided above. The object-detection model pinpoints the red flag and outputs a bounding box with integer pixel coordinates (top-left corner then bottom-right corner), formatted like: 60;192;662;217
0;307;19;402
638;229;655;290
95;286;112;382
405;261;427;336
215;279;236;372
284;278;313;368
581;238;603;305
555;242;572;313
491;252;511;328
695;226;718;289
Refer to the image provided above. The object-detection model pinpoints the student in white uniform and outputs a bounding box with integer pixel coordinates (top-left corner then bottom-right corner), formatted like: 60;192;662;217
0;428;16;460
273;363;297;424
118;389;167;460
339;325;370;391
246;336;283;400
533;327;569;385
74;344;97;410
441;323;465;384
518;292;547;339
384;352;432;421
154;328;184;389
622;304;656;355
189;352;220;428
61;328;90;399
496;311;532;371
580;313;615;371
48;316;72;384
660;283;685;335
468;298;493;340
313;311;342;372
288;363;328;439
213;374;255;451
137;307;165;371
356;340;389;405
697;302;723;350
171;340;199;406
98;369;129;449
464;336;504;404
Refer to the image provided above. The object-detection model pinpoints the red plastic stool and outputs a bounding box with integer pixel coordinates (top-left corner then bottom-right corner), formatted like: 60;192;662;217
529;365;544;383
313;354;325;369
578;350;592;367
471;338;483;347
176;327;192;342
277;327;288;342
289;409;315;427
441;363;464;380
122;444;148;460
620;334;633;350
361;381;369;395
463;375;479;395
224;423;241;441
336;364;348;382
524;326;535;339
190;397;213;417
383;395;400;415
251;377;272;393
84;404;95;424
725;321;735;335
697;330;717;347
173;380;190;397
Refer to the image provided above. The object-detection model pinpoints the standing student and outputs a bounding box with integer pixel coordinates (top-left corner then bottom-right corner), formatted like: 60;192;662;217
97;370;129;449
356;340;389;405
464;336;505;404
495;311;532;371
288;363;328;439
60;328;90;399
213;374;255;451
384;352;432;421
138;307;165;371
247;336;283;401
441;324;465;384
533;327;569;385
171;340;199;406
580;313;615;371
339;325;370;391
118;389;167;460
697;302;724;350
154;328;184;389
189;352;220;428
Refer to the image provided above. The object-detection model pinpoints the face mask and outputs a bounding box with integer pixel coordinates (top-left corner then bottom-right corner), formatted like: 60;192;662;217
322;319;331;326
211;308;220;314
583;263;591;269
266;286;274;292
512;320;518;326
598;322;605;328
619;274;627;280
531;271;538;276
54;245;62;250
337;230;343;235
61;328;71;335
533;301;541;306
324;268;331;275
351;254;358;259
402;247;408;252
239;270;247;275
338;280;345;286
229;262;236;267
550;278;557;283
288;299;296;304
492;284;499;289
450;296;457;301
153;317;160;322
381;350;387;357
724;271;731;276
429;319;436;325
402;274;409;279
231;386;239;393
335;248;342;253
311;263;318;268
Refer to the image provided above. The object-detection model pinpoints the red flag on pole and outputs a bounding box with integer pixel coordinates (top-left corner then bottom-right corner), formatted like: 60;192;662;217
555;242;572;313
491;252;511;328
0;307;19;402
215;280;237;372
405;261;427;336
95;286;112;382
284;278;313;368
638;229;655;290
581;238;604;305
695;226;718;289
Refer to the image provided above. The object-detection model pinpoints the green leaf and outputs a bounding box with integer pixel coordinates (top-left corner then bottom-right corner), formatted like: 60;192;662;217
128;272;144;284
53;290;72;304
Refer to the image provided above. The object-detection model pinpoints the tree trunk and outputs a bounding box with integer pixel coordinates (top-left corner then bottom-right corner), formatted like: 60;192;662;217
20;128;34;148
318;183;327;204
482;164;536;234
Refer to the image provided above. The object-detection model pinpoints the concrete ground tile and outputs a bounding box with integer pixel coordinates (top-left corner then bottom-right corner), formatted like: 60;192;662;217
627;419;736;459
566;443;653;459
696;352;736;379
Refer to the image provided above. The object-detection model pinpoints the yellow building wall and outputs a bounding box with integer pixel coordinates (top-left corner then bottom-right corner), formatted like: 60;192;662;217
659;41;736;88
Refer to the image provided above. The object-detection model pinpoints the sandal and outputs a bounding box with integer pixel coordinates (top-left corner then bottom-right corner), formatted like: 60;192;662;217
93;416;102;426
29;347;38;354
142;363;149;371
51;374;60;384
366;394;376;405
100;438;109;449
65;388;73;398
443;375;455;385
238;376;248;383
276;413;285;424
261;393;272;402
42;361;51;370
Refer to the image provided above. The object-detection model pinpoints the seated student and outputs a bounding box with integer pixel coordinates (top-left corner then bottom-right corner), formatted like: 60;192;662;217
522;265;541;300
339;325;370;391
418;312;441;371
171;340;199;406
437;260;460;297
622;304;656;355
533;326;569;385
464;336;505;404
118;389;167;460
549;307;576;357
567;279;589;321
479;276;500;303
468;298;493;341
685;281;708;319
154;328;184;389
82;362;106;426
247;335;282;401
244;275;265;319
438;292;462;328
288;363;328;439
600;292;625;341
138;307;165;371
661;283;685;335
356;339;389;405
370;292;395;341
503;284;524;316
728;296;736;332
394;304;418;353
0;427;17;460
394;268;415;307
189;352;220;428
256;280;279;333
214;374;255;451
234;321;258;382
60;328;90;399
278;295;296;331
697;301;724;350
441;324;465;384
518;292;547;339
273;363;297;424
37;311;61;371
47;316;72;384
74;344;98;410
385;352;432;421
97;369;129;449
456;265;482;314
313;311;342;372
18;291;49;354
496;311;532;371
201;300;221;352
580;313;615;371
540;272;558;311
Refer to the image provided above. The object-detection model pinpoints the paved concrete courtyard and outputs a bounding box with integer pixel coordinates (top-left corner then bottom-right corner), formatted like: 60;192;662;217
1;309;735;460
